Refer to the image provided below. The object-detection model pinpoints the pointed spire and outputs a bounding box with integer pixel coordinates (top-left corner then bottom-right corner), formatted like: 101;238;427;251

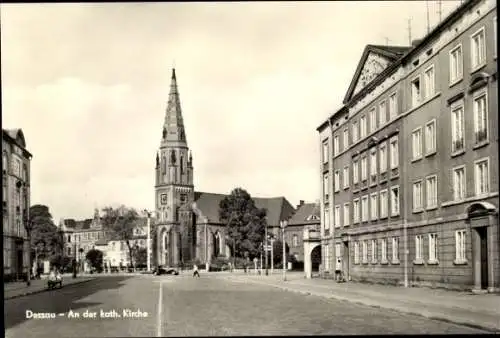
161;68;187;147
156;152;160;168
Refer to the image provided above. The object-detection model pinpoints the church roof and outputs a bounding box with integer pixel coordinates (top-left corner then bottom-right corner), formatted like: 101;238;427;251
288;202;321;226
160;68;188;148
193;191;295;225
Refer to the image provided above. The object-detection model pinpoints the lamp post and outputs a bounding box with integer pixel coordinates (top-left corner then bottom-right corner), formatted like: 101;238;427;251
270;234;274;274
143;210;152;272
23;213;32;287
264;217;268;276
280;220;288;281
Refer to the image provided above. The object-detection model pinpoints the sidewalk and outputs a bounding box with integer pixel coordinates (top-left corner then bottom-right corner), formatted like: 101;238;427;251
226;272;500;333
4;275;95;300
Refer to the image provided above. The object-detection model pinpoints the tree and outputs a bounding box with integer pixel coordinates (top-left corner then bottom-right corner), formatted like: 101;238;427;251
133;247;148;267
85;249;103;272
219;188;267;259
272;239;290;264
29;204;63;261
101;205;139;271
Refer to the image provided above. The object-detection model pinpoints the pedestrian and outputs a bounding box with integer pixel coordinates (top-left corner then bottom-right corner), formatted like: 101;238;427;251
193;264;200;278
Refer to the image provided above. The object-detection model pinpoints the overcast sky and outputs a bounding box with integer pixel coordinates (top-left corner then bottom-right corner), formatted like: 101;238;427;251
1;1;462;221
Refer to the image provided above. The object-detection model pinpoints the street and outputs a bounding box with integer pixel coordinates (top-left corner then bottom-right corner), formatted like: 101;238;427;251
4;273;489;337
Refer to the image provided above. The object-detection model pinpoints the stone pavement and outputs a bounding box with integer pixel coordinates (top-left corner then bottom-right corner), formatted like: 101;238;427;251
225;272;500;333
4;274;95;300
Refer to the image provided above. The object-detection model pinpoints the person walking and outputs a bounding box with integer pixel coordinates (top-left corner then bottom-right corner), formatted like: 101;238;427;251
193;264;200;278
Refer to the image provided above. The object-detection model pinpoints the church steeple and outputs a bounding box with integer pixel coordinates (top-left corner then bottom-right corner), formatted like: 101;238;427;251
161;68;187;147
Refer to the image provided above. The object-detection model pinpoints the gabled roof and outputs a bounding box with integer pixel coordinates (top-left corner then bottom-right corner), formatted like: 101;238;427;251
193;191;295;225
288;203;321;226
343;44;410;104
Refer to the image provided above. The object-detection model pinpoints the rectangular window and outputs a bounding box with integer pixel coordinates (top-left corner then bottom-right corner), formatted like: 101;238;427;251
343;128;349;151
475;158;489;196
360;115;367;138
389;92;397;119
453;166;466;201
379;100;387;125
323;174;329;200
455;230;466;262
324;245;330;271
449;44;463;84
415;235;424;261
381;238;387;262
362;240;368;263
390;136;399;169
322;140;329;163
343;203;350;226
352;121;359;143
391;186;400;216
425;119;436;154
424;65;435;99
380;189;388;218
324;207;330;230
371;239;377;263
471;27;486;70
370;107;377;133
334;135;340;156
343;166;349;189
426;175;437;208
334;170;340;193
413;180;423;211
392;237;399;262
370;148;377;178
361;155;367;181
411;76;421;107
379;143;387;173
361;195;369;222
370;193;378;221
354;242;360;264
353;158;359;184
429;233;438;262
334;204;341;228
353;199;360;223
412;127;422;160
451;103;464;152
473;90;488;144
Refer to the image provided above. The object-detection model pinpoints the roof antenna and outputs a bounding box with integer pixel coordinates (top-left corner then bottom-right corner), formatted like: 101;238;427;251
407;18;412;46
426;0;431;34
384;37;389;47
437;0;442;22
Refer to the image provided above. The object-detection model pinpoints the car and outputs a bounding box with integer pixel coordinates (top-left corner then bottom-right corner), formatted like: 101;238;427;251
47;270;63;289
153;266;179;276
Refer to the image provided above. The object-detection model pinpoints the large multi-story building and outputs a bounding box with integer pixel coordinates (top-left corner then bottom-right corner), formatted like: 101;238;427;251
154;69;296;267
317;0;498;292
2;129;32;280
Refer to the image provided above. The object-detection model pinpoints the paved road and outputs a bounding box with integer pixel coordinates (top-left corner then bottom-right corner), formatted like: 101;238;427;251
4;274;488;337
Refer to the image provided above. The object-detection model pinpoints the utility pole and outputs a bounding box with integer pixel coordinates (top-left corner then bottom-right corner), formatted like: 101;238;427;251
265;218;268;276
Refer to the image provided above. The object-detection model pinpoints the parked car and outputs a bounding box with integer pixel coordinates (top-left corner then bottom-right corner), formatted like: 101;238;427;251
153;266;179;276
47;270;63;289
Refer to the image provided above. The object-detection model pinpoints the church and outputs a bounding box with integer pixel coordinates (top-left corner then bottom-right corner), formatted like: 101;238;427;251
153;69;297;267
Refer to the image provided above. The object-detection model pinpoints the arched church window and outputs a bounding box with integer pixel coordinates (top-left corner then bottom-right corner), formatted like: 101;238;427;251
180;156;184;174
162;127;167;139
170;150;176;164
162;156;166;174
22;164;28;182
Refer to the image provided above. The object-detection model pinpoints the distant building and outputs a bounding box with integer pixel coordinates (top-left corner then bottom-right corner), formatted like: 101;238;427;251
2;129;32;280
317;0;498;292
153;69;296;267
285;200;320;265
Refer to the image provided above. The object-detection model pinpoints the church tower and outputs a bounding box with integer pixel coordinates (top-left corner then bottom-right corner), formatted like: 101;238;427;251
155;69;195;267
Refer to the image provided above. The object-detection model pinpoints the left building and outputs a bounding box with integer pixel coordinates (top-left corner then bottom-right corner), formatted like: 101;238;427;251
2;128;32;281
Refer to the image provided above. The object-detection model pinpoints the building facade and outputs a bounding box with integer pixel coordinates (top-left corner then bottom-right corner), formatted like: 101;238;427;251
317;0;498;292
3;129;32;280
154;69;296;267
286;200;320;266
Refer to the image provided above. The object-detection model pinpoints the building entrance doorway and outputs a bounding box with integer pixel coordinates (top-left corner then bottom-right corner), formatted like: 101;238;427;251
343;241;349;280
477;227;489;290
16;249;23;279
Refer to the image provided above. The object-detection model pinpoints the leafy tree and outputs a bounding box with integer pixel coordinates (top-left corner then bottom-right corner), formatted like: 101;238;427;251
101;205;139;271
219;188;267;259
85;249;103;272
133;247;148;266
271;239;290;264
29;204;63;260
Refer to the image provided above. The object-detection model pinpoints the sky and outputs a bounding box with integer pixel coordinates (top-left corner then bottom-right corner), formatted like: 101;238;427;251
1;1;463;221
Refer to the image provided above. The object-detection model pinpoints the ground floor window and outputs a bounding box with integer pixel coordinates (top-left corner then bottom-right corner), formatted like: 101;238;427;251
354;242;359;264
455;230;466;262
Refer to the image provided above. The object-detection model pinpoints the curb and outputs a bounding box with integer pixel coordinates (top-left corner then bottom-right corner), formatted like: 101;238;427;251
227;277;499;333
4;278;96;301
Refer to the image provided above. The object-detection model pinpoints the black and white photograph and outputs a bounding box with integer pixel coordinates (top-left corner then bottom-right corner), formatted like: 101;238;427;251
2;0;499;336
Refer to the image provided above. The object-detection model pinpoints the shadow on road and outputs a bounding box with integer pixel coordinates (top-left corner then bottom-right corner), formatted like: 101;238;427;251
4;276;133;330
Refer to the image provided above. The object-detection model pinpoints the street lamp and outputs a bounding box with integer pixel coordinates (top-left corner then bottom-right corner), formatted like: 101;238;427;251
280;220;288;281
264;217;268;276
143;209;153;272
